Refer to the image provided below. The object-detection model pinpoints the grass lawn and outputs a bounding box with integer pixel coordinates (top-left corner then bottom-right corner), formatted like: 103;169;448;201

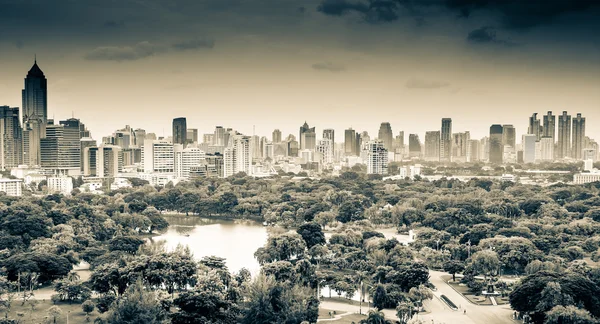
4;300;99;324
443;277;509;306
319;308;345;319
322;297;373;308
331;314;367;323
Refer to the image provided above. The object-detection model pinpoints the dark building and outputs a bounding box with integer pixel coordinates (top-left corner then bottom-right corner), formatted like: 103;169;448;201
528;113;542;140
408;134;422;158
572;113;585;160
378;122;393;151
172;117;187;145
557;111;571;159
543;111;556;142
0;106;22;169
345;128;357;156
440;118;452;162
489;124;504;164
22;59;48;166
299;121;316;150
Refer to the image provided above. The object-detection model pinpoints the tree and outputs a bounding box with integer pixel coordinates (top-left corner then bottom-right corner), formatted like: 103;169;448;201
373;285;387;310
396;302;415;324
254;233;307;264
82;300;95;316
544;305;595;324
219;192;239;214
407;285;433;312
470;250;500;281
444;260;465;282
46;306;62;324
108;236;144;254
336;200;365;223
359;310;391;324
104;280;167;324
296;222;326;248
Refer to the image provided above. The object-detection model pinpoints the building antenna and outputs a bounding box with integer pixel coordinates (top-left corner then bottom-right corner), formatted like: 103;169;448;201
34;54;37;63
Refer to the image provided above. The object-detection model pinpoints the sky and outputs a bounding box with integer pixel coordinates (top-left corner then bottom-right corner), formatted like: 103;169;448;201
0;0;599;143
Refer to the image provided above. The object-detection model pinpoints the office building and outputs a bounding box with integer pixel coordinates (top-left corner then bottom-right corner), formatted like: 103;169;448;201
539;136;554;161
489;124;503;164
522;134;537;163
502;125;516;149
363;140;388;175
97;145;122;178
224;135;251;177
528;113;542;140
186;128;198;144
424;131;440;161
572;113;585;160
378;122;393;151
272;129;282;143
470;140;481;162
213;126;225;146
452;132;471;163
543;111;556;142
172;117;187;145
440;118;452;162
345;128;357;156
557;111;571;159
0;106;22;169
47;176;73;195
408;134;422;158
143;139;174;174
0;178;22;197
22;59;48;166
299;122;316;150
316;139;333;166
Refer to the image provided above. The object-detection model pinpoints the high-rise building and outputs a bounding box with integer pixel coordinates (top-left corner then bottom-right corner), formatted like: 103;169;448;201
489;124;503;164
394;131;404;153
186;128;198;144
58;118;85;171
522;134;537;163
572;113;585;160
83;147;98;176
0;106;22;169
143;139;174;173
80;138;96;172
344;128;357;156
470;140;481;162
363;140;388;175
424;131;440;161
323;129;335;144
299;122;316;150
172;117;187;145
452;132;471;163
502;125;516;149
408;134;422;158
539;136;554;161
213;126;225;146
97;145;122;178
377;122;393;151
440;118;452;162
22;59;48;166
557;111;571;159
223;135;251;177
174;146;205;179
528;113;542;140
272;129;282;143
316;139;333;166
543;111;556;142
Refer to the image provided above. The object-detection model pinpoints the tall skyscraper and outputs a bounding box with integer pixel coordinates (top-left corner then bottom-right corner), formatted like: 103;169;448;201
502;125;516;149
58;118;85;172
557;111;571;159
408;134;422;158
272;129;282;143
543;111;556;142
299;121;316;150
214;126;225;146
0;106;22;169
377;122;393;151
424;131;440;161
323;129;335;144
470;140;481;162
440;118;452;162
344;128;356;156
572;113;585;160
224;135;251;177
172;117;187;145
489;124;504;164
452;131;471;163
394;131;404;153
363;140;388;175
528;113;542;140
22;59;48;166
522;134;537;163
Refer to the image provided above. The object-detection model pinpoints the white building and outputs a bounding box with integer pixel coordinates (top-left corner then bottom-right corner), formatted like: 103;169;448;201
539;137;554;161
316;139;333;166
223;135;251;177
363;140;388;175
522;134;536;164
0;178;23;196
574;170;600;184
47;176;74;195
174;145;205;179
24;173;47;185
143;139;174;174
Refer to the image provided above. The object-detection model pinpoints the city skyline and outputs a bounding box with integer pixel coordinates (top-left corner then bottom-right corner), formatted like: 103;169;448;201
0;1;599;142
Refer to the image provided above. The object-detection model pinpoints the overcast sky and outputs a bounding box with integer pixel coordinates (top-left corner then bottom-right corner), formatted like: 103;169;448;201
0;0;599;142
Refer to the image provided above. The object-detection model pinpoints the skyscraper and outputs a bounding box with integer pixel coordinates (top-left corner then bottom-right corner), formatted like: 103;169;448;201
572;113;585;160
543;111;556;142
58;118;85;172
377;122;393;151
440;118;452;162
186;128;198;144
502;125;516;149
299;121;315;150
323;129;335;144
172;117;187;145
489;124;503;164
214;126;225;146
272;129;282;143
424;131;440;161
557;111;571;159
408;134;422;158
345;128;356;156
22;59;48;166
528;113;542;140
522;134;537;163
363;140;388;175
452;132;471;163
0;106;22;169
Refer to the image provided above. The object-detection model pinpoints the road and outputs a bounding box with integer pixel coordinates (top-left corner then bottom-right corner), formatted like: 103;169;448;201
320;270;516;324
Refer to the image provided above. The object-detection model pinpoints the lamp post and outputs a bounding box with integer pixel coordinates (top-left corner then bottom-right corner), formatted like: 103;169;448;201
466;240;471;259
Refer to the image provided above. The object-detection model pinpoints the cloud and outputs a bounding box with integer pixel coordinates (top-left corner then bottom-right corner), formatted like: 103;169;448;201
467;26;518;46
85;38;216;61
317;0;369;16
171;39;215;51
405;78;449;89
84;41;166;61
311;62;346;72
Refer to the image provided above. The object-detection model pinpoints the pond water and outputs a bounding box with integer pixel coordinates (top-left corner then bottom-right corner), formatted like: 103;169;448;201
150;215;268;275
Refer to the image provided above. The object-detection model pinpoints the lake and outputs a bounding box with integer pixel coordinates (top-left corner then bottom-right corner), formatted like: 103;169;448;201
150;215;268;275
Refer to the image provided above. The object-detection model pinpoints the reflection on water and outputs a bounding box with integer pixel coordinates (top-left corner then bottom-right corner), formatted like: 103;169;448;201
150;216;268;275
